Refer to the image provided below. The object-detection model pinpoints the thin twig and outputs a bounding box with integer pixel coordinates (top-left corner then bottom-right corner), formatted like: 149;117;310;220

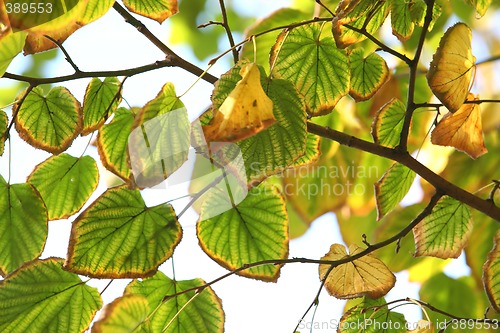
398;0;435;151
44;35;80;72
218;0;239;64
306;122;500;221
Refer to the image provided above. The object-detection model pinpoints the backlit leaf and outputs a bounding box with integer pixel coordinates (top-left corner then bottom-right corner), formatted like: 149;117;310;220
14;86;82;154
431;94;487;159
82;77;121;135
97;107;136;181
125;271;224;333
349;49;389;101
27;154;99;220
271;22;350;115
413;196;472;259
465;0;492;17
210;61;307;184
0;175;47;276
0;258;102;333
202;63;276;143
319;244;396;299
65;187;182;278
0;110;7;156
427;22;476;113
332;0;390;49
483;231;500;312
409;0;442;31
339;297;406;333
0;31;26;77
129;86;189;187
197;184;288;282
123;0;178;23
372;98;406;148
92;295;150;333
241;8;310;71
407;321;435;333
375;162;416;220
80;0;115;25
390;0;414;41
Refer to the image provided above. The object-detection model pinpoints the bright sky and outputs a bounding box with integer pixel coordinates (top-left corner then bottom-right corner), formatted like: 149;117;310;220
0;1;475;332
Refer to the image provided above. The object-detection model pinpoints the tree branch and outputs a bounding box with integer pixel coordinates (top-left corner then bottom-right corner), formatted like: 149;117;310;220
112;2;218;84
399;0;435;151
217;0;239;64
306;122;500;221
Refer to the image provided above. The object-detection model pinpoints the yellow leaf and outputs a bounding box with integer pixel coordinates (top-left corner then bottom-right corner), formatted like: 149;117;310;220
431;93;487;159
202;63;276;143
427;22;476;113
319;244;396;299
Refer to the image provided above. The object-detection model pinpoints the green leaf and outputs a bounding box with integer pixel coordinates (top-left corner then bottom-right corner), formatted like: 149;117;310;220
0;175;47;276
332;0;390;49
409;0;442;31
241;8;309;72
129;84;189;187
420;273;481;331
390;0;414;41
65;186;182;278
14;86;82;154
0;258;102;333
210;61;307;184
371;98;406;148
27;153;99;220
0;31;26;77
125;271;224;333
374;204;426;272
92;295;150;333
349;49;389;101
465;0;491;17
197;184;288;281
97;107;135;181
483;231;500;312
413;196;472;259
122;0;178;23
82;77;121;135
271;22;350;115
0;110;7;156
375;162;416;220
339;297;406;333
79;0;115;24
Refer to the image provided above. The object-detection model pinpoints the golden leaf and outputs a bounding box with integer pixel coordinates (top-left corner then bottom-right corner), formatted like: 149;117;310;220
319;244;396;299
407;320;435;333
431;93;487;159
203;63;276;143
427;22;476;113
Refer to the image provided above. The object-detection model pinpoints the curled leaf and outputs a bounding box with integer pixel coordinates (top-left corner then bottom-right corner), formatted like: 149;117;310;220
431;94;487;159
203;63;276;143
427;22;476;113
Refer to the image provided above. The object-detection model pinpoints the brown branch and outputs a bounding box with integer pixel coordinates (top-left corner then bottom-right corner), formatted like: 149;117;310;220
112;2;218;84
2;59;175;86
218;0;239;64
306;122;500;221
399;0;435;151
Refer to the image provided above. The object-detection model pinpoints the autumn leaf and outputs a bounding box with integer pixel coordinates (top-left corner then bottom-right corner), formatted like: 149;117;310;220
407;320;435;333
431;94;487;159
319;244;395;299
203;63;276;143
483;231;500;312
427;22;476;113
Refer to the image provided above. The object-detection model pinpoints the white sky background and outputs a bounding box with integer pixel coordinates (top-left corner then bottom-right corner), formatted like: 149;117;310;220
0;1;476;332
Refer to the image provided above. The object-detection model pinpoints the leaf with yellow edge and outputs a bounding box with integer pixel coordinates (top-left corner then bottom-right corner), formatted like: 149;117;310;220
14;86;82;154
0;31;26;77
0;110;7;156
483;231;500;312
203;63;275;143
349;48;389;101
413;196;472;259
427;22;476;113
79;0;115;25
123;0;178;24
92;295;150;333
431;94;487;159
465;0;492;17
319;244;396;299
